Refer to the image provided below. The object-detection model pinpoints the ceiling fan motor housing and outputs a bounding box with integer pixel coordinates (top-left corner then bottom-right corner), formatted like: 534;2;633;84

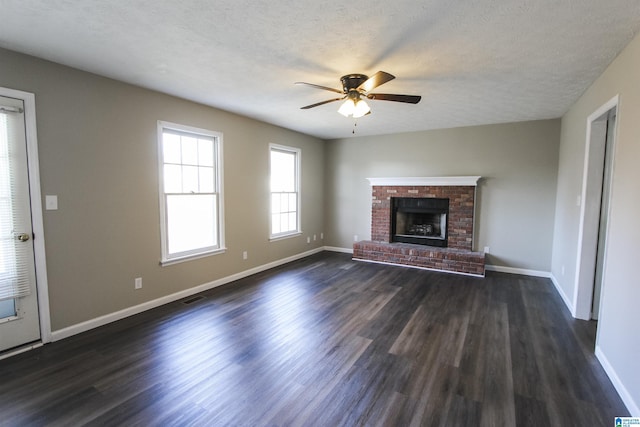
341;74;369;92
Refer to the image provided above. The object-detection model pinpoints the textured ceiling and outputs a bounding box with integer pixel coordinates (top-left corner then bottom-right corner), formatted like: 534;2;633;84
2;1;640;139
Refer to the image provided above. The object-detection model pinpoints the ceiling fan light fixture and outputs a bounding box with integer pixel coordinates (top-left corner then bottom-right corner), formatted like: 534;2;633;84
338;98;356;117
352;99;370;118
338;94;370;118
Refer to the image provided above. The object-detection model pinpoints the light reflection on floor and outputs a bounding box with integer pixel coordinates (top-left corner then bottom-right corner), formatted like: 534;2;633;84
153;268;324;410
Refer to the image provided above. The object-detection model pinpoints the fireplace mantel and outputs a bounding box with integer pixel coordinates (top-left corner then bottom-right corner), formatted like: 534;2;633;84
366;176;481;187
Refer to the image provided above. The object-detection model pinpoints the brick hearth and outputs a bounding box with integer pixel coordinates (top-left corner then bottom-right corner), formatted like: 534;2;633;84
353;177;486;276
353;241;485;276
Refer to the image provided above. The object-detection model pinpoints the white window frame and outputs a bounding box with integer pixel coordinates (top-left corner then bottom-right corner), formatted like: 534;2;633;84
269;143;301;240
157;121;225;265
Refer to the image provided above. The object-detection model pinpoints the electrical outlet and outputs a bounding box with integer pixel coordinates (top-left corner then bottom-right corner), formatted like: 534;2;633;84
307;236;311;243
484;246;490;254
135;277;142;290
320;232;324;239
243;251;248;260
354;235;358;242
313;234;317;241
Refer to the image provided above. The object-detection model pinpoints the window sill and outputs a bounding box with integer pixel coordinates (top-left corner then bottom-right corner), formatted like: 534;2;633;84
160;247;227;267
269;231;302;242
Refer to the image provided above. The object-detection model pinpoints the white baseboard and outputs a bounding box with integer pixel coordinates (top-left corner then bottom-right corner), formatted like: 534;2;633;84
548;273;575;315
595;346;639;416
485;264;551;278
51;247;325;341
323;246;353;254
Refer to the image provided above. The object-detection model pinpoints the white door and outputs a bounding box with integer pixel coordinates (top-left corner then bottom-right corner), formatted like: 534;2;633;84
0;94;41;352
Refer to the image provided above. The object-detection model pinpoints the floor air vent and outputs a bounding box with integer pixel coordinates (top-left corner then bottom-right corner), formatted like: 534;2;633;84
182;296;205;305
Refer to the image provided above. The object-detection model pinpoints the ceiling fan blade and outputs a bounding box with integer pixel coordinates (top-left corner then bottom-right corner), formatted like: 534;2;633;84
366;93;421;104
295;81;344;94
358;71;395;93
300;97;345;109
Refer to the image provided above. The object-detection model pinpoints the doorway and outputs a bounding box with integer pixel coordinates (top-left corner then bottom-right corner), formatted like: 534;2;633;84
0;88;51;357
591;109;616;320
573;96;618;322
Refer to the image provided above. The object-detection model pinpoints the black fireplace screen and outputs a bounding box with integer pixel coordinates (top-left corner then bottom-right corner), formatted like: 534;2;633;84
391;197;449;247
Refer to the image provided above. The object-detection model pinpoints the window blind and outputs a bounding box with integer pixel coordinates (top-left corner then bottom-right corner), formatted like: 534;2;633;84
0;107;32;301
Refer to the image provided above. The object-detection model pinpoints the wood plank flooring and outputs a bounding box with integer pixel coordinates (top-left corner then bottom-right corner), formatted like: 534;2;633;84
0;252;629;426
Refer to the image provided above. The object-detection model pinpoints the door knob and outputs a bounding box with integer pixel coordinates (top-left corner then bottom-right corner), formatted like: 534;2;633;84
17;233;30;242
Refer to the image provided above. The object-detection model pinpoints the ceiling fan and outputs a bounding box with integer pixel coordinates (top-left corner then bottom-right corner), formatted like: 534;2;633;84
295;71;421;118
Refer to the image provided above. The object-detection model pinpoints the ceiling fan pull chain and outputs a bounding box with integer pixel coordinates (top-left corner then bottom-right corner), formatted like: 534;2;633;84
353;119;357;134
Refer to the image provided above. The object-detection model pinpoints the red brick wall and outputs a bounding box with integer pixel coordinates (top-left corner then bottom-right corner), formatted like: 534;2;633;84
371;186;475;251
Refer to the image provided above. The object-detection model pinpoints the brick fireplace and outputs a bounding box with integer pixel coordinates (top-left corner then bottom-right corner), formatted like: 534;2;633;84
353;177;486;276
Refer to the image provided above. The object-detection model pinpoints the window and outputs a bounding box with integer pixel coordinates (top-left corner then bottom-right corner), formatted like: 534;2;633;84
158;121;224;264
270;144;300;239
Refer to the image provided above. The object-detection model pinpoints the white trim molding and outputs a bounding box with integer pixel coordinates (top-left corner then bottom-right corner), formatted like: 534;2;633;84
573;94;619;320
0;86;52;345
485;264;551;278
549;274;575;315
366;176;481;187
323;246;354;254
595;346;640;416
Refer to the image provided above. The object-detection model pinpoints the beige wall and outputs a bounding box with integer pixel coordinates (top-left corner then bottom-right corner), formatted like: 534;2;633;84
324;120;560;271
0;48;325;331
552;32;640;412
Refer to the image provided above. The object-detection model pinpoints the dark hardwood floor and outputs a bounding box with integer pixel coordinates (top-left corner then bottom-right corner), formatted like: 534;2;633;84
0;252;628;426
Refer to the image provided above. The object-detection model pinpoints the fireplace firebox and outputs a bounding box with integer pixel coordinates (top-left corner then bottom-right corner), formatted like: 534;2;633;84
391;197;449;247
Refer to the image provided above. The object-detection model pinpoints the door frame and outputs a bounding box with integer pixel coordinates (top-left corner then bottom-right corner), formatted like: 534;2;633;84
573;95;619;320
0;86;52;346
